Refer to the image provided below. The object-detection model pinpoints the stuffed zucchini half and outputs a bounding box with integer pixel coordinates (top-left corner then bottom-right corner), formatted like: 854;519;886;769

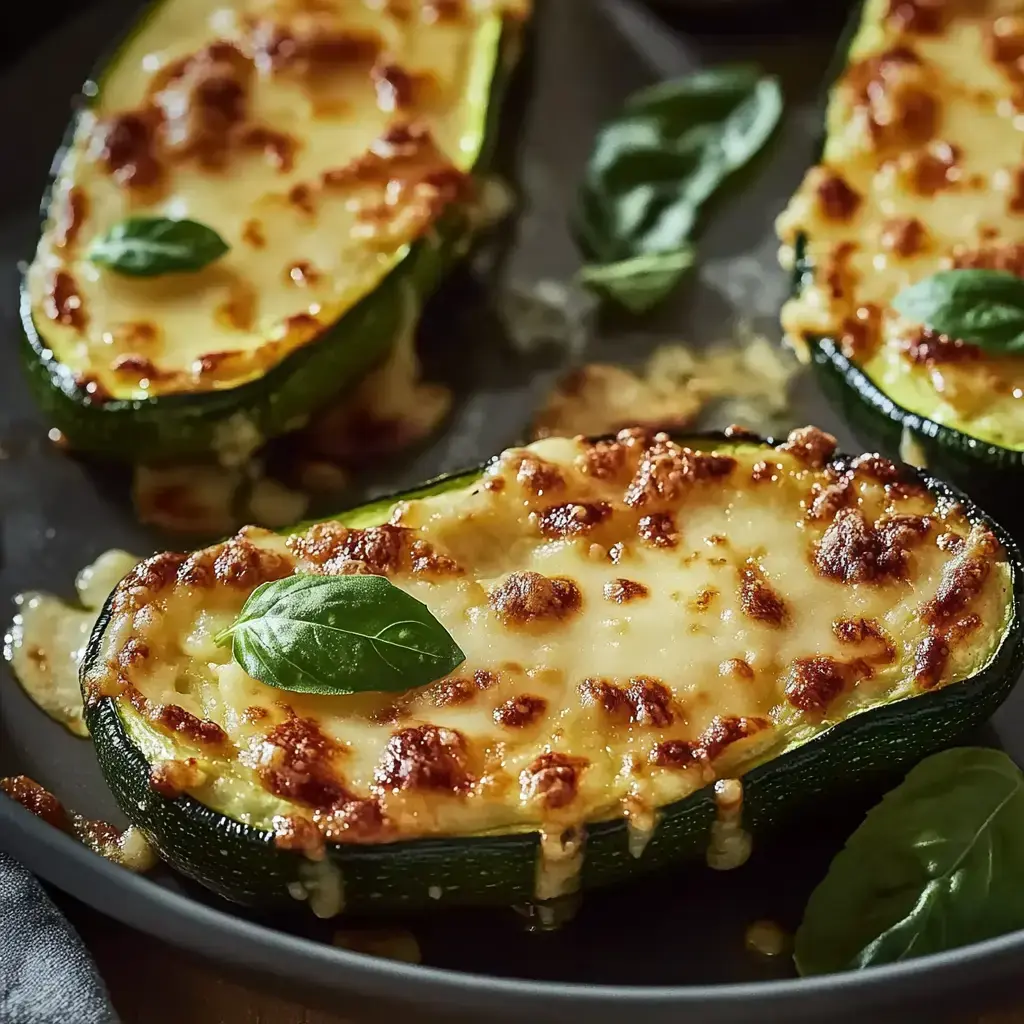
81;426;1024;916
22;0;528;463
776;0;1023;514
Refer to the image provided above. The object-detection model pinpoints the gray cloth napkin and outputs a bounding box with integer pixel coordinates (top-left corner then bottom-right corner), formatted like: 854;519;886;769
0;853;120;1024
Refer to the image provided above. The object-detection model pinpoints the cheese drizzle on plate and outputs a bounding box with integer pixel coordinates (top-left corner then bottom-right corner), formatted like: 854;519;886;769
81;425;1014;915
4;550;140;736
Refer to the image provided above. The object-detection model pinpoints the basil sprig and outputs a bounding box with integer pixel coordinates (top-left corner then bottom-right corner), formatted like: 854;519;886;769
892;269;1024;354
795;748;1024;975
574;65;782;313
88;216;229;276
215;575;465;696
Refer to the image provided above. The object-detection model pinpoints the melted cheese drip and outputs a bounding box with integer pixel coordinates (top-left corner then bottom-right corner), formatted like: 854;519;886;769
26;0;511;400
706;778;751;871
776;0;1024;450
4;550;140;735
93;435;1014;844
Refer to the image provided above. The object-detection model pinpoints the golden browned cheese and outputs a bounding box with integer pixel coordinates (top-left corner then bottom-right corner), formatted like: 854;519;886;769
86;429;1013;850
776;0;1024;451
26;0;525;402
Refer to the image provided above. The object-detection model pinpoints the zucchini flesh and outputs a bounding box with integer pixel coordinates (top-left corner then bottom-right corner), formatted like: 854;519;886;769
776;0;1024;505
22;0;528;462
81;429;1024;914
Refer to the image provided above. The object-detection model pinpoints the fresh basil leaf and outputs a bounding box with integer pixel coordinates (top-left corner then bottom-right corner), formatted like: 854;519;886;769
892;269;1024;353
578;246;695;314
795;748;1024;976
88;216;229;276
574;64;782;312
214;574;465;696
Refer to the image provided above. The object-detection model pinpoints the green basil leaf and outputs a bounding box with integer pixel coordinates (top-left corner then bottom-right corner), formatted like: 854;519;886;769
575;64;782;312
795;748;1024;976
892;269;1024;353
578;246;695;314
88;216;229;276
214;574;465;696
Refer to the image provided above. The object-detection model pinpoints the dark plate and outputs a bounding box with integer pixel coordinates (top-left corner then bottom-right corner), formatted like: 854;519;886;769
2;1;1023;1021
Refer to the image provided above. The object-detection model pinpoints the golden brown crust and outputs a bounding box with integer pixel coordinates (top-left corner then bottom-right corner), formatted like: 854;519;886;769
636;512;680;549
148;757;205;799
493;695;548;728
537;502;612;539
489;571;582;628
779;426;838;469
783;656;854;713
815;509;931;584
0;776;72;832
520;752;588;809
374;725;472;793
602;578;649;603
738;563;787;626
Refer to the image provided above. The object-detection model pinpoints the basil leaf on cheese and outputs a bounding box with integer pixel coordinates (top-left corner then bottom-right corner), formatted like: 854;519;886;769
88;216;229;276
892;269;1024;354
214;574;466;696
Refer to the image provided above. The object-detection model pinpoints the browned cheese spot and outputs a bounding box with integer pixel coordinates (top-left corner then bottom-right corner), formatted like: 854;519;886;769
148;758;205;799
846;46;937;150
887;0;945;34
493;695;548;728
651;715;771;769
374;725;472;793
489;571;582;629
579;677;674;727
0;776;72;832
514;455;565;496
44;270;87;330
520;752;588;809
880;215;927;256
815;171;861;220
833;617;897;663
779;426;838;469
177;536;292;589
90;111;162;189
624;437;735;509
288;522;409;576
908;141;961;196
922;529;999;627
537;502;612;539
738;562;786;626
54;187;89;250
603;578;649;603
815;509;930;584
784;656;853;713
637;512;680;549
901;327;982;367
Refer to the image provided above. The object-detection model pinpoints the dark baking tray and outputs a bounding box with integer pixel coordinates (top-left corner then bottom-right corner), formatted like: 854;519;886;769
2;1;1022;1021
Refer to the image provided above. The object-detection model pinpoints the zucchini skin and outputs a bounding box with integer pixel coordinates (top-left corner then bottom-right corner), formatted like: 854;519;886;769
81;432;1024;915
21;13;527;464
793;0;1024;527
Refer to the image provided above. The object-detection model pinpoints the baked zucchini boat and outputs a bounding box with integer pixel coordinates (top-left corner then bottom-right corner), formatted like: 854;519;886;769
81;426;1023;915
776;0;1023;512
22;0;528;462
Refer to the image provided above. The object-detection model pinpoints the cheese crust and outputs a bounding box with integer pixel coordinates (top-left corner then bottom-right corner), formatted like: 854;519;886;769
26;0;519;402
87;427;1014;853
776;0;1024;451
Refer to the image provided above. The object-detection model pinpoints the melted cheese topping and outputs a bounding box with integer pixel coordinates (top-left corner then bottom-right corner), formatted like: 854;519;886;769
26;0;520;400
87;429;1015;851
4;550;140;736
776;0;1024;450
